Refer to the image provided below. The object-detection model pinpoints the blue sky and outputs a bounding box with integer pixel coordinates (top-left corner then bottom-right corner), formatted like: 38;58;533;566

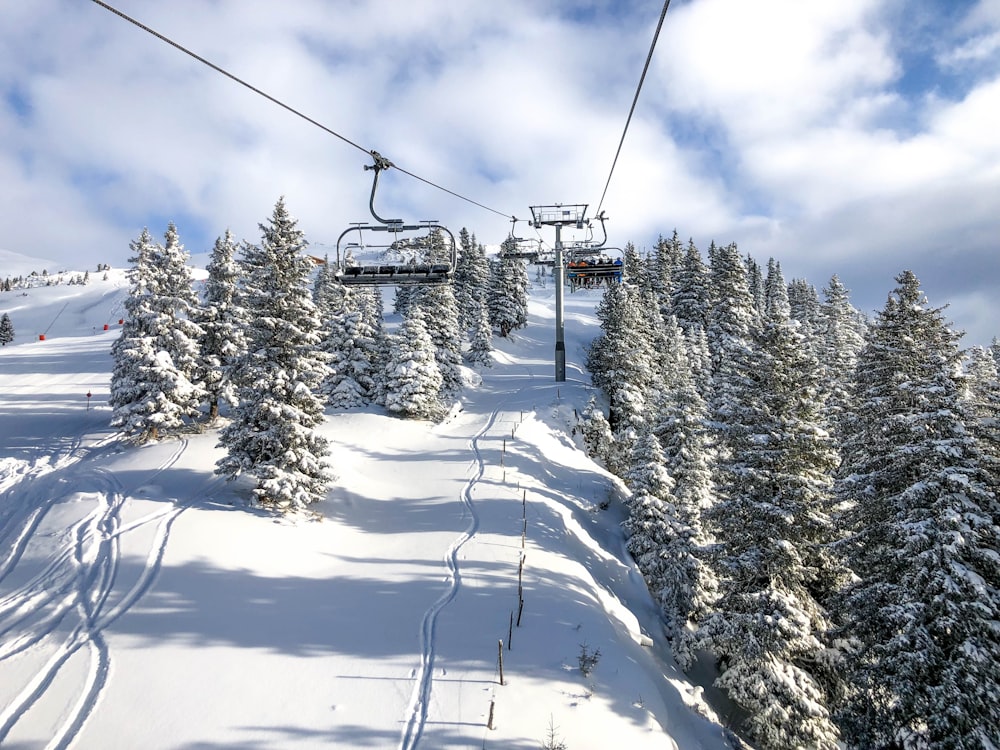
2;0;998;345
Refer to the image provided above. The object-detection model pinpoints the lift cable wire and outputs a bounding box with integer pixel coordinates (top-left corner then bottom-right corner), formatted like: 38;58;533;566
88;0;515;221
594;0;672;219
392;163;513;219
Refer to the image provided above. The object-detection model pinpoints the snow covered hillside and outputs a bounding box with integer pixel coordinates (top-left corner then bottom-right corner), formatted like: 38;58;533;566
0;269;735;749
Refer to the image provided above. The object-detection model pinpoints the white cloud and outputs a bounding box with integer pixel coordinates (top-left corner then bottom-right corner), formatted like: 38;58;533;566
938;29;1000;67
0;0;998;345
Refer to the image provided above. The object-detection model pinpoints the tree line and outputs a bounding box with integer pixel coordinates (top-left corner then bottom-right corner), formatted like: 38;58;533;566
109;197;530;510
580;233;1000;749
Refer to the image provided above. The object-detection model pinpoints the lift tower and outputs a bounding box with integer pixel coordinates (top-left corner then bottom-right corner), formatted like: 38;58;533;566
529;204;588;382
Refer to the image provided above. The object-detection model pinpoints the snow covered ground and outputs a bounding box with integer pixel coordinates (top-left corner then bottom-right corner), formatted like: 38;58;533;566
0;264;735;749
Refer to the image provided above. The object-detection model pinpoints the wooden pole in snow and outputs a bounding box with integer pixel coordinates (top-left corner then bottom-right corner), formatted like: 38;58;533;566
497;640;505;686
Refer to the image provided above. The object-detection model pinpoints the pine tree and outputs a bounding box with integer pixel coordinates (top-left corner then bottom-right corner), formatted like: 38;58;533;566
413;281;463;399
693;259;842;750
586;283;659;473
355;285;384;400
382;306;444;420
620;241;643;285
155;223;206;404
745;253;765;324
578;396;613;463
834;270;1000;749
817;275;866;441
110;227;203;441
487;242;528;337
650;325;719;654
344;283;385;398
453;227;479;333
465;299;494;367
216;197;331;509
314;260;374;408
704;241;758;487
0;312;13;345
787;277;823;353
393;284;416;317
623;434;689;631
648;230;683;319
196;229;245;419
962;346;1000;498
468;233;491;332
706;242;758;376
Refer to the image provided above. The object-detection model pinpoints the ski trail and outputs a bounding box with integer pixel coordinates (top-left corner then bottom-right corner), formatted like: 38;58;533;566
398;408;501;750
0;432;119;589
0;437;209;749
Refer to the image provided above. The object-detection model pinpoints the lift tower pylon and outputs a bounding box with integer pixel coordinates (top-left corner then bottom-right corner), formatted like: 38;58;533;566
529;204;588;382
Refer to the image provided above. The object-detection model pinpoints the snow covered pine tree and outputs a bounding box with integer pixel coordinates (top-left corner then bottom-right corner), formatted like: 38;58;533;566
216;197;332;509
0;312;13;345
109;225;205;442
835;270;1000;748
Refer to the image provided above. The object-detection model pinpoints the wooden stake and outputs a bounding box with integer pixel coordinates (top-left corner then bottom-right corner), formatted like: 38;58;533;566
498;640;505;686
519;558;524;604
516;597;524;627
508;611;514;649
487;700;495;730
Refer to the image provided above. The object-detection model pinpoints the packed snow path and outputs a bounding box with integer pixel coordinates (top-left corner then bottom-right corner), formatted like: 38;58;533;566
398;407;494;750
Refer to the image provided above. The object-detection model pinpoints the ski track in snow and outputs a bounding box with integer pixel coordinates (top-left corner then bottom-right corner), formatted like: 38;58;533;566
397;407;502;750
0;435;209;749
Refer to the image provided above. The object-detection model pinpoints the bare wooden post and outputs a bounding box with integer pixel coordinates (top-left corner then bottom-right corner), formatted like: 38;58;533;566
508;611;514;649
487;700;495;730
498;640;505;685
521;517;526;548
516;597;524;627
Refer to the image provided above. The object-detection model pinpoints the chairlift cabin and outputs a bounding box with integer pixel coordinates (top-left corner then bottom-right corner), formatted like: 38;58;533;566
532;249;557;267
500;218;544;262
499;236;544;262
336;222;456;286
565;244;624;290
560;212;624;290
334;153;457;286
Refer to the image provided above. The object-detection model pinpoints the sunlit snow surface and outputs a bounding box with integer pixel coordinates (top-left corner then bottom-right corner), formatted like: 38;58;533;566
0;269;733;749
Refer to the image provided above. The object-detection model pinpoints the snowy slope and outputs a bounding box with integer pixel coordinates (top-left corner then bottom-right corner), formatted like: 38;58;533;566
0;270;735;749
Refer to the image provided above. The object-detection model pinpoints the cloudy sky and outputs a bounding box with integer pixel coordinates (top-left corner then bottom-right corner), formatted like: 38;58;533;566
2;0;998;345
